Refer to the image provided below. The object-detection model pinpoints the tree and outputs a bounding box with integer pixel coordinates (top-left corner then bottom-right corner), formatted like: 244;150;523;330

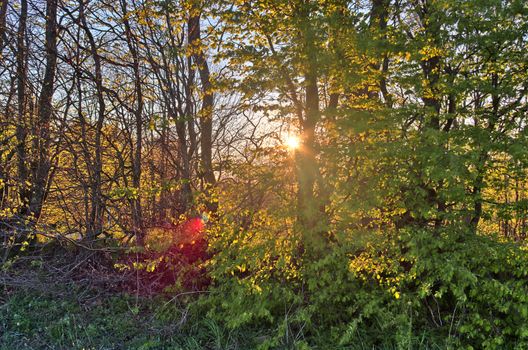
30;0;59;220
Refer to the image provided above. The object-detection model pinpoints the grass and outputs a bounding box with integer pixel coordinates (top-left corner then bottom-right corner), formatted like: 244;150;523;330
0;288;452;350
0;246;452;350
0;289;249;350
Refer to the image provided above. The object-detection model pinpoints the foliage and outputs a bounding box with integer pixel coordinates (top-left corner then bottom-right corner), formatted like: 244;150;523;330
202;220;528;349
1;0;528;349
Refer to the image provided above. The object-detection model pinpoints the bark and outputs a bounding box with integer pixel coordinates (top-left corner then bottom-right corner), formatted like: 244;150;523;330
470;73;500;232
296;68;322;239
295;6;328;253
188;9;215;190
121;0;144;245
15;0;29;217
29;0;59;220
369;0;392;106
417;1;442;128
0;0;8;50
79;0;105;238
179;46;195;213
164;6;193;213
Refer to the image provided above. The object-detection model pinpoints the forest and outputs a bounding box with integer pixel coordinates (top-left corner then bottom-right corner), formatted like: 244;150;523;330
1;0;528;348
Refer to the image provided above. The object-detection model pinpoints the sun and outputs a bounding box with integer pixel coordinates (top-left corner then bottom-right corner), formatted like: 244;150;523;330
285;134;301;150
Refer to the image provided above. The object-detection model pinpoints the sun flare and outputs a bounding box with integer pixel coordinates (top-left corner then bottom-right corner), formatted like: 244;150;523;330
285;134;301;150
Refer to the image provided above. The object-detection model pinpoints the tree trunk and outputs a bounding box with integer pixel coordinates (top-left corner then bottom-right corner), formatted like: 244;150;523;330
188;9;215;191
295;7;328;253
0;0;8;50
29;0;58;220
79;0;105;238
15;0;29;218
121;0;144;245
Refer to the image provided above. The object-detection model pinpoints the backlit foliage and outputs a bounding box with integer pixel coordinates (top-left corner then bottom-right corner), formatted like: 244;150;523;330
1;0;528;348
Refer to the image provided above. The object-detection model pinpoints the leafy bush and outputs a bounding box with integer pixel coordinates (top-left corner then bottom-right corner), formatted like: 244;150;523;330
201;217;528;349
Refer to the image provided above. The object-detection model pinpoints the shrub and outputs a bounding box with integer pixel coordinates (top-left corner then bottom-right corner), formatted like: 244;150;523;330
201;218;528;349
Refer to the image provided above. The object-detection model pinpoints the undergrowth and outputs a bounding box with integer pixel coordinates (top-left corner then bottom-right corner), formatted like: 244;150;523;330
0;288;258;350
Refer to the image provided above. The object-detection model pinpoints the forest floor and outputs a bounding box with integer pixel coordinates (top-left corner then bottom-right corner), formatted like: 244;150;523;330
0;244;254;350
